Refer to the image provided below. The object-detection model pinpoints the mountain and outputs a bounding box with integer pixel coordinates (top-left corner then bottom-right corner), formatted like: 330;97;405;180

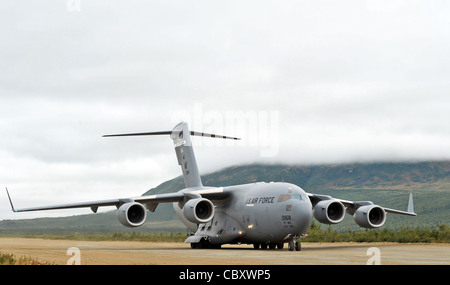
200;161;450;191
1;161;449;234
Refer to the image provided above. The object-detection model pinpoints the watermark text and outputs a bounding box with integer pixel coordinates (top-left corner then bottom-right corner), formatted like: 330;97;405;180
171;103;280;157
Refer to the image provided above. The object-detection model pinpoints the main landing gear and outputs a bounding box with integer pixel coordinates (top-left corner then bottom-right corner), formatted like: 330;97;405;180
189;236;302;251
190;238;221;249
252;242;284;250
252;240;301;251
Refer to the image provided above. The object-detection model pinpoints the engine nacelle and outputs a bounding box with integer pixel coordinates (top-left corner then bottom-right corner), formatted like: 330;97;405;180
183;198;215;224
313;200;346;224
117;202;147;227
353;205;386;228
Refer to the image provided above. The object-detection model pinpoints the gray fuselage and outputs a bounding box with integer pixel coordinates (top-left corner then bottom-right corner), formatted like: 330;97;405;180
174;182;313;245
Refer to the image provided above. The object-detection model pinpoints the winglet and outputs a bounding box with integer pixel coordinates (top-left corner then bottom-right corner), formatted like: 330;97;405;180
407;193;415;214
5;187;16;212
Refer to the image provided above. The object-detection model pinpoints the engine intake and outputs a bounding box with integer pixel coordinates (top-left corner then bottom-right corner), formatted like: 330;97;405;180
353;205;386;228
117;202;147;227
183;198;215;224
313;200;346;224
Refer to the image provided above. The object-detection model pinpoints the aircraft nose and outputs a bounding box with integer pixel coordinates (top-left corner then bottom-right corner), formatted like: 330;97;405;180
292;201;313;234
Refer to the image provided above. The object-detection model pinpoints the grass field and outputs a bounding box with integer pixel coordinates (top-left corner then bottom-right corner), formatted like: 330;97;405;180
7;223;448;244
0;252;53;265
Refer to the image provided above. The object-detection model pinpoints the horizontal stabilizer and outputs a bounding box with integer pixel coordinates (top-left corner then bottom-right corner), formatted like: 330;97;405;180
190;131;240;140
103;130;240;140
103;131;171;137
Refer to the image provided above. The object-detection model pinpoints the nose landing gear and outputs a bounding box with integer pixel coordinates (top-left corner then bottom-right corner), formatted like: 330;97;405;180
288;240;301;251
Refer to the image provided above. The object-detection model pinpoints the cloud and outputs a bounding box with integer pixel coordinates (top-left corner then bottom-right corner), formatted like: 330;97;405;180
1;0;450;220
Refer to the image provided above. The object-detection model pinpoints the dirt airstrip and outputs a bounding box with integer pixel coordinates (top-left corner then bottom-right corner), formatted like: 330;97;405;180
0;238;448;265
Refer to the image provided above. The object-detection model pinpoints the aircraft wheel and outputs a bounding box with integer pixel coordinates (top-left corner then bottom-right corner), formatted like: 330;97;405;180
269;243;276;250
276;243;284;250
295;241;301;251
260;243;268;250
288;240;301;251
288;241;294;251
253;243;260;249
192;238;209;249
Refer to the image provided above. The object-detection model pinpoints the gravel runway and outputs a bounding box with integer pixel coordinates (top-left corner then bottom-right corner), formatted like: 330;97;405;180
0;238;448;265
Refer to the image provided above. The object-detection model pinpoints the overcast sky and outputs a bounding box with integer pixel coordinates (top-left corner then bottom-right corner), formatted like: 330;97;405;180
1;0;450;220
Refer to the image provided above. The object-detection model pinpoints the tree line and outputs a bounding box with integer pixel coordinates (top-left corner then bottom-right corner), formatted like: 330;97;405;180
304;222;449;243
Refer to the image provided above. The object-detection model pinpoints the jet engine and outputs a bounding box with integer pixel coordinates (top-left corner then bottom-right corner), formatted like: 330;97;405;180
313;200;346;224
183;198;215;224
353;205;386;228
117;202;147;227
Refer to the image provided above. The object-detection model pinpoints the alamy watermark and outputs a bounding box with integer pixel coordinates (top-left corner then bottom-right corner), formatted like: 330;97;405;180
64;245;380;264
366;247;381;265
67;247;81;265
171;103;280;157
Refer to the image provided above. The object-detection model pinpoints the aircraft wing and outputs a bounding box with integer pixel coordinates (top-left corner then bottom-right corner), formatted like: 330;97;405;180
306;192;417;216
6;187;185;214
6;187;228;214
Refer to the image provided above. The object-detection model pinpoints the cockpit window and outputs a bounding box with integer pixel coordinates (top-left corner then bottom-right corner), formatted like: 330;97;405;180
277;194;290;202
291;194;302;200
278;193;307;202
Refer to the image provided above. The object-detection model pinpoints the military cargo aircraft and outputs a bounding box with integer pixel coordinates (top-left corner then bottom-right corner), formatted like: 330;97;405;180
6;122;416;251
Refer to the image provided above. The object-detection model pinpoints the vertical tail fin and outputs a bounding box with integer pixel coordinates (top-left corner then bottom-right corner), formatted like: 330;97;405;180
103;121;240;189
5;187;17;212
407;193;414;214
170;122;203;188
